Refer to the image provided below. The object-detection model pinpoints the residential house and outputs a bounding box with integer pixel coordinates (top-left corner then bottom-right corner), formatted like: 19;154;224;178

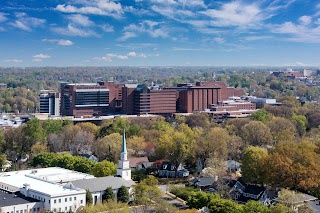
128;157;153;170
231;178;269;205
158;162;189;178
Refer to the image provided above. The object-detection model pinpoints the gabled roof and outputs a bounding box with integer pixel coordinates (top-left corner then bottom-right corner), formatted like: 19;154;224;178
243;185;266;196
71;176;135;193
189;177;216;187
128;157;149;168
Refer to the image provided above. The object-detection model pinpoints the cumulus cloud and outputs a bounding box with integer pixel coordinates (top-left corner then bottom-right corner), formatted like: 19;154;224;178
299;16;312;25
118;31;137;41
55;0;123;18
42;39;74;46
100;24;114;32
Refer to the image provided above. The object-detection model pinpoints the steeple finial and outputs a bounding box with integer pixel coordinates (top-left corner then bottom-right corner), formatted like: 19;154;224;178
121;129;127;153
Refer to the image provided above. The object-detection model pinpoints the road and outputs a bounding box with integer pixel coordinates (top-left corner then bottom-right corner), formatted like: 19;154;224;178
158;185;189;210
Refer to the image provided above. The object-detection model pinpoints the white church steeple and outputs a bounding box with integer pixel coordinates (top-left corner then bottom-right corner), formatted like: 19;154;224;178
116;129;131;180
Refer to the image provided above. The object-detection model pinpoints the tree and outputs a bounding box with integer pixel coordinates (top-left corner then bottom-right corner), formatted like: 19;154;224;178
127;136;147;156
243;201;270;213
42;119;63;135
291;115;307;137
117;186;129;203
196;127;230;170
92;160;116;177
102;187;115;201
86;190;93;205
208;197;243;213
185;113;210;128
265;141;320;190
0;128;6;153
241;146;268;185
93;133;122;163
187;191;218;209
21;118;44;152
241;121;273;146
267;117;296;143
134;176;162;210
0;154;7;170
251;109;271;122
270;203;292;213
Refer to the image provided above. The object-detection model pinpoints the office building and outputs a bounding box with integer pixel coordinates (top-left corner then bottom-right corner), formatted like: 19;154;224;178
60;83;109;117
122;84;177;115
39;91;60;116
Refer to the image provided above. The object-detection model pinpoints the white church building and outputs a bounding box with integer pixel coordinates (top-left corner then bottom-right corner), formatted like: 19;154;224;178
0;130;135;212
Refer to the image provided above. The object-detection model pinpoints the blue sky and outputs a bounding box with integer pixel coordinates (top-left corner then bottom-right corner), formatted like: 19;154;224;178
0;0;320;67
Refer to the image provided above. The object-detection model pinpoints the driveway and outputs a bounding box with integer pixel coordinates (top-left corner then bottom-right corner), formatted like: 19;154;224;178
158;185;189;210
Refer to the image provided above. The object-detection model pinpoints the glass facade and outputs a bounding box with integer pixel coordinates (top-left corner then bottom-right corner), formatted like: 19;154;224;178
75;90;109;107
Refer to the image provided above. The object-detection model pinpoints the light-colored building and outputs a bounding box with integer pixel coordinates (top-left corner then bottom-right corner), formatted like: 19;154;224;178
0;168;88;212
72;130;135;204
39;91;60;116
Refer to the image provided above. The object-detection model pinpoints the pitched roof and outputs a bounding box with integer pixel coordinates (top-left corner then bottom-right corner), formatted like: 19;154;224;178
71;176;134;193
189;177;216;187
243;185;266;196
121;129;127;153
128;157;149;168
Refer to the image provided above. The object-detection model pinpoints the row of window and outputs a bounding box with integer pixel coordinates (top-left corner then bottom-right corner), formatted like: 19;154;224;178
31;194;83;205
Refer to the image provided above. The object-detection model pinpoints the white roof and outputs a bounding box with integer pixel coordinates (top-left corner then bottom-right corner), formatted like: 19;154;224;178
0;167;95;183
0;173;85;197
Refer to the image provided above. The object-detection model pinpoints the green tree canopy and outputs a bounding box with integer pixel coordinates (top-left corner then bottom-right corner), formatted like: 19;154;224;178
117;186;129;203
92;160;116;177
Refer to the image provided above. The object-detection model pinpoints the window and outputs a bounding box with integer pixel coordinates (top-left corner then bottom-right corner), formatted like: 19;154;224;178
54;199;56;204
65;198;67;202
59;199;61;203
49;200;50;204
65;207;67;211
58;208;61;212
20;211;23;213
74;197;76;201
69;197;72;201
81;200;83;204
69;206;72;210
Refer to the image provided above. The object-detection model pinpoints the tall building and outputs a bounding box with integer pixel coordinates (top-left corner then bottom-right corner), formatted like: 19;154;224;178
39;91;60;116
117;130;131;181
60;83;109;116
122;84;177;115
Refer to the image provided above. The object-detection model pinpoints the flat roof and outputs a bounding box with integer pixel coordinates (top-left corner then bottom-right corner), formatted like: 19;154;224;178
0;174;85;197
1;167;95;183
0;191;39;207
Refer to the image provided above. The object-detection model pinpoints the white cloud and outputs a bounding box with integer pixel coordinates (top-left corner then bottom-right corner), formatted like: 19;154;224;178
214;37;225;44
32;59;43;62
42;39;74;46
95;51;149;62
118;31;137;41
299;16;312;25
10;13;45;31
10;21;31;31
52;24;97;37
67;14;94;26
33;54;51;59
3;59;22;63
100;24;114;32
272;17;320;43
201;1;264;28
245;36;273;41
121;21;169;41
0;13;8;22
55;0;123;18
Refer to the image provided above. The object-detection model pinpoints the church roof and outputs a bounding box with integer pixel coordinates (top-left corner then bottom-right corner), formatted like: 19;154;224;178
71;176;134;193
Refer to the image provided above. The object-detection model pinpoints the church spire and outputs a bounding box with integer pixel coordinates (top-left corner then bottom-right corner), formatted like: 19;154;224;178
121;129;127;154
117;129;131;180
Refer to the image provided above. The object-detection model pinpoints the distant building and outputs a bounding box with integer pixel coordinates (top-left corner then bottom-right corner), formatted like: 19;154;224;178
60;83;110;117
122;84;177;115
39;91;60;116
158;162;189;178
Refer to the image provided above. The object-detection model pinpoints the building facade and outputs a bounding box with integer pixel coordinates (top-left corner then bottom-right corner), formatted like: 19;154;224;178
60;83;110;116
39;91;60;116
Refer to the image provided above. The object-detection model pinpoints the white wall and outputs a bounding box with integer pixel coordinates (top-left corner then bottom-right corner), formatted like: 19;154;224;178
1;202;43;213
